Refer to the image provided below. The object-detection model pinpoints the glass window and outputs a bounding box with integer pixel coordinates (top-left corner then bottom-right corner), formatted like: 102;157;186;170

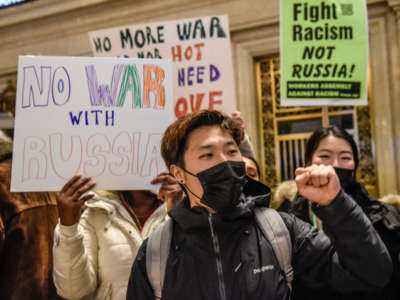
278;118;322;135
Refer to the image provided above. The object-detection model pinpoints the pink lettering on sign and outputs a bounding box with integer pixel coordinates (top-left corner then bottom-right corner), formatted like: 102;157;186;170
140;133;163;177
109;131;133;176
22;136;48;182
49;133;82;180
83;133;112;177
21;132;164;182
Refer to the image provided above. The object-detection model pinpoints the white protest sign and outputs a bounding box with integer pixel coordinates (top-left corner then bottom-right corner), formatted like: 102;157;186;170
11;56;173;192
88;15;236;118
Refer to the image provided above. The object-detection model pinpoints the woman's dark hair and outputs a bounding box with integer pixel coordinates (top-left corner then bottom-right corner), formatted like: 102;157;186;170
305;126;359;171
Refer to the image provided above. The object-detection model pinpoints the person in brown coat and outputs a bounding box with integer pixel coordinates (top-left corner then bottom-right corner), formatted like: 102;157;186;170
0;131;61;300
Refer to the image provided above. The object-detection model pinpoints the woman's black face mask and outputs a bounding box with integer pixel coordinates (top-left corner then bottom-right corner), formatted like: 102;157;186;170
334;167;356;191
182;161;247;213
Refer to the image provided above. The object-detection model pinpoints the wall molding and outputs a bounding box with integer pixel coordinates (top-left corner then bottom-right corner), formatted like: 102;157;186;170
369;16;398;195
232;32;279;164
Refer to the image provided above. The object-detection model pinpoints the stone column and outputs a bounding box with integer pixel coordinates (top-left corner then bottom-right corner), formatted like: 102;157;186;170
386;0;400;193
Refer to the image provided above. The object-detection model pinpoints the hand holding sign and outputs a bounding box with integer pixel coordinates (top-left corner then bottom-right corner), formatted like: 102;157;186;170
231;111;245;130
57;175;96;226
151;172;183;211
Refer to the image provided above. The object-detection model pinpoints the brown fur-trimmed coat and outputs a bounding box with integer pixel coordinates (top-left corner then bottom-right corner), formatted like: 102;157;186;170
0;135;61;300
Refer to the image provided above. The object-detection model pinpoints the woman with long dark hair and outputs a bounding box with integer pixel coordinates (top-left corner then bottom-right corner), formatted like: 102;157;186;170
290;126;400;300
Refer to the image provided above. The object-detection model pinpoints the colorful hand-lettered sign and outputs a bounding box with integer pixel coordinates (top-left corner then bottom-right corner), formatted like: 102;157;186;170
280;0;368;106
88;15;236;118
11;56;173;192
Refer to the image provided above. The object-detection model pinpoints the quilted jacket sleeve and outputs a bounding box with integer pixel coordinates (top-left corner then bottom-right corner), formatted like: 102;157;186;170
284;190;392;292
53;210;98;299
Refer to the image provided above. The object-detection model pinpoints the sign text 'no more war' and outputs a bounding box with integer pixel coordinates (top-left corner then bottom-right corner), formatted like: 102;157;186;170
88;15;236;117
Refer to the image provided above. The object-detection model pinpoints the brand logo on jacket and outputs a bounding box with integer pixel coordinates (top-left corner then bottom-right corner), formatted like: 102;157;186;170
253;265;274;275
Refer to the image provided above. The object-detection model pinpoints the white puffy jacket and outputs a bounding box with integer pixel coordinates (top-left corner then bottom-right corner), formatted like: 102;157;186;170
53;192;168;300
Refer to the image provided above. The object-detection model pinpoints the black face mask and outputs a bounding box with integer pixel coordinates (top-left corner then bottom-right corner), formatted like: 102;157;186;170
334;167;356;191
183;161;247;213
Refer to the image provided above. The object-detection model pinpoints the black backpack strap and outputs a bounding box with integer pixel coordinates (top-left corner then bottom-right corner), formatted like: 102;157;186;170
254;207;293;291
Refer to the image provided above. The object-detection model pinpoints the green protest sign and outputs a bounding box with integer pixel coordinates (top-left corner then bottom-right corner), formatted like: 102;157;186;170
280;0;368;106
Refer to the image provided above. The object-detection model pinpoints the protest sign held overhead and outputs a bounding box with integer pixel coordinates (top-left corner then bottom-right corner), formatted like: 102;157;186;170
11;56;174;192
88;15;236;118
280;0;368;106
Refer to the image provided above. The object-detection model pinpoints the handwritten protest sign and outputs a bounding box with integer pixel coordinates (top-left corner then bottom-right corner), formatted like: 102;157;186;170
11;56;173;192
280;0;368;106
88;15;236;118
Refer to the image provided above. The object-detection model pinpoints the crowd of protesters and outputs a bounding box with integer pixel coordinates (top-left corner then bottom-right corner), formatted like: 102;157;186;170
0;110;399;300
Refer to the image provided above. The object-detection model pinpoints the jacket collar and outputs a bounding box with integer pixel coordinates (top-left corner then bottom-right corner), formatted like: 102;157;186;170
85;192;168;227
85;192;124;213
346;182;390;224
169;177;271;233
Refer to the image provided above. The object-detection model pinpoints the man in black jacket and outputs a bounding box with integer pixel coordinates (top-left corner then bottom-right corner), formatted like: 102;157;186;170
126;110;392;300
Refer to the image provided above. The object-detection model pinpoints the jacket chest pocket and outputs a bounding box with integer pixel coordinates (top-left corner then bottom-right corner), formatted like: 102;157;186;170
239;236;283;296
239;255;259;293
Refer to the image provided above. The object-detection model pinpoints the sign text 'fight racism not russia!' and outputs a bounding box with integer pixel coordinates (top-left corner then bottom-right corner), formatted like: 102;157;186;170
280;0;368;106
